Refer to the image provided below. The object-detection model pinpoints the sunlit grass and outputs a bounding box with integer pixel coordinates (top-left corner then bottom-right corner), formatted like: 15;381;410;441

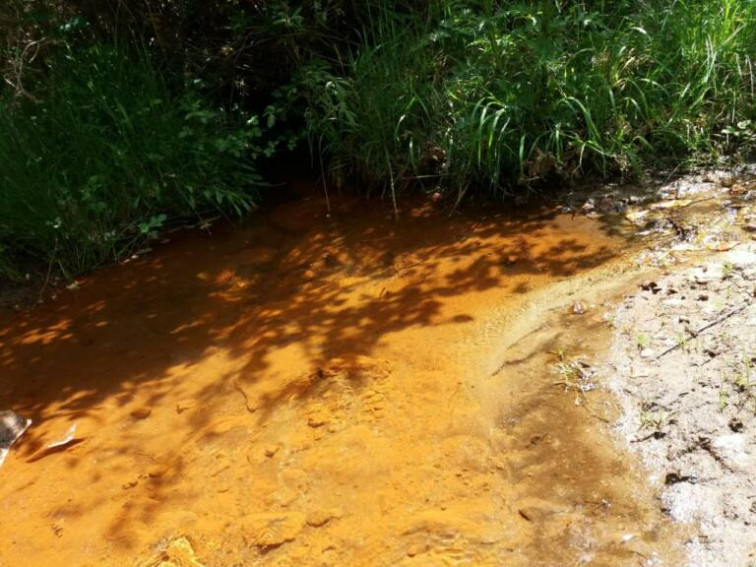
300;0;756;201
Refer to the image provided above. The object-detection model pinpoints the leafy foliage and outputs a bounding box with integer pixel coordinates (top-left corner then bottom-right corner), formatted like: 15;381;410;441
2;0;756;279
0;45;265;279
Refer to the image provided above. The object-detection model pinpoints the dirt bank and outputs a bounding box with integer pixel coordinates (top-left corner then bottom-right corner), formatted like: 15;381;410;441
607;170;756;566
610;251;756;566
1;183;687;566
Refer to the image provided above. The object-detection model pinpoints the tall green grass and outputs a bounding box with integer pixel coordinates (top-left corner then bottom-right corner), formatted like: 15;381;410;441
3;1;755;280
297;8;440;205
298;0;756;205
0;45;265;280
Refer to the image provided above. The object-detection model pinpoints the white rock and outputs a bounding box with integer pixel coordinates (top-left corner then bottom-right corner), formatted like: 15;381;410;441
712;434;751;471
688;265;724;284
722;249;756;270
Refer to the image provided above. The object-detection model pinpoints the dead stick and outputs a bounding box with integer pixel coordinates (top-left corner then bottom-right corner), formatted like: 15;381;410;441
232;380;256;414
655;304;749;360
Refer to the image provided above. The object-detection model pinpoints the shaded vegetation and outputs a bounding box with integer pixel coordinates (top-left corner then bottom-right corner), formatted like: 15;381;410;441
1;45;264;279
1;0;756;280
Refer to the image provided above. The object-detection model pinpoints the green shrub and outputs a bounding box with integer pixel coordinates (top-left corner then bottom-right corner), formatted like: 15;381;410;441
0;45;265;280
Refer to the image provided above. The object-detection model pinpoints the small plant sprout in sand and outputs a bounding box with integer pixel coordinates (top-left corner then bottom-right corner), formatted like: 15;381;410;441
722;261;735;279
552;351;597;406
731;354;756;411
636;332;649;351
718;388;730;411
676;332;692;354
603;312;617;328
639;402;675;435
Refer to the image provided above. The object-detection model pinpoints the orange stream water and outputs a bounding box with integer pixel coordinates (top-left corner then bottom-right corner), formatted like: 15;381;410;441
0;189;683;566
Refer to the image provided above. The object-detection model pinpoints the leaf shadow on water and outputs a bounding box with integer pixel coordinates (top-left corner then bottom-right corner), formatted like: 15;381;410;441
0;182;636;554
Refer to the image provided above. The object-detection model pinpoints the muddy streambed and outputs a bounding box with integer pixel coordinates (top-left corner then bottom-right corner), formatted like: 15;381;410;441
0;184;693;566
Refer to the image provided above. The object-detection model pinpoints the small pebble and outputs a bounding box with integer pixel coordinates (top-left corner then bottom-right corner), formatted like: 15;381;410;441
147;464;169;478
130;408;152;420
306;508;343;528
406;543;428;557
307;413;328;428
264;445;279;458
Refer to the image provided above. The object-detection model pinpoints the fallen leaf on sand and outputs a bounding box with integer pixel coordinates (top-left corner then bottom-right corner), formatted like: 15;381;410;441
47;424;78;450
27;424;84;462
707;241;739;252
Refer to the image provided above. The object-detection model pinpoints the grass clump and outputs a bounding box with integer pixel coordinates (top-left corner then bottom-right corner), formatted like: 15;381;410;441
0;45;265;281
296;0;756;204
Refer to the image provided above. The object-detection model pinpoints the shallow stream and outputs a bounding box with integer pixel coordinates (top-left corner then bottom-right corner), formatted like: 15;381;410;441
0;184;685;566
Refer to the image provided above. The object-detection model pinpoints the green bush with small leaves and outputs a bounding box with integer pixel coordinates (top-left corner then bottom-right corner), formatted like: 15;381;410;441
0;45;266;279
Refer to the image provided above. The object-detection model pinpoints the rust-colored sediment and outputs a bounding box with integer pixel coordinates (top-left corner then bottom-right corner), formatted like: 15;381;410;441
0;189;683;566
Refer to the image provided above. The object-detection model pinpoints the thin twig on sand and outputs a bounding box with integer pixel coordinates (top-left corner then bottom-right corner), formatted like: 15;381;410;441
232;380;256;413
655;304;749;360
